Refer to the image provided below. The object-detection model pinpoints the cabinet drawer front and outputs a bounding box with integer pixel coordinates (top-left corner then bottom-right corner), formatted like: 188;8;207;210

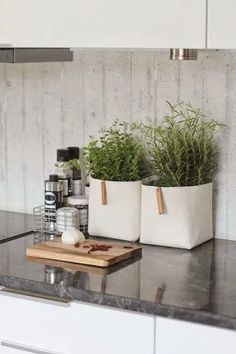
0;340;61;354
0;346;29;354
0;292;69;354
156;316;236;354
0;292;155;354
67;301;155;354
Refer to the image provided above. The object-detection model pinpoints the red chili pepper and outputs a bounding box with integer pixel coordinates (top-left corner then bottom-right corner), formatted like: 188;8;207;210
85;243;113;253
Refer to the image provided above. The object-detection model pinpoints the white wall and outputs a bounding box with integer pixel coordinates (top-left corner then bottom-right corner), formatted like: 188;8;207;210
0;49;234;240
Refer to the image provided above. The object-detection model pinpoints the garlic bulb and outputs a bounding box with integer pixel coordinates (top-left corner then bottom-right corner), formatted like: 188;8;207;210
62;228;85;245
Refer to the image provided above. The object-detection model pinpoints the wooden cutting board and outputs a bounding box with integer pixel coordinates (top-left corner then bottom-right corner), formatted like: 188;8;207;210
26;238;142;268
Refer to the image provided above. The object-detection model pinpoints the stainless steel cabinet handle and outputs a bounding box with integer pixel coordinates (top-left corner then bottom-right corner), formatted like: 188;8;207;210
0;287;70;307
1;340;62;354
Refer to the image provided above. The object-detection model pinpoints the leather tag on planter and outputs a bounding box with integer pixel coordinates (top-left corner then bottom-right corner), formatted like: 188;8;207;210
156;187;165;215
101;180;107;205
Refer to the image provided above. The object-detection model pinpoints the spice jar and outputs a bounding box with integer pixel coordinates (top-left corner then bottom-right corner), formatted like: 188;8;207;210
67;195;89;234
56;207;80;233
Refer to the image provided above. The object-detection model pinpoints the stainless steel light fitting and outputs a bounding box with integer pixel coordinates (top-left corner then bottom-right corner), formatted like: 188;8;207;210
170;49;198;60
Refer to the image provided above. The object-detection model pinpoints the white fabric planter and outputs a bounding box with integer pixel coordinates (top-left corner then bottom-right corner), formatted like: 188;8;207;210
140;182;213;249
88;177;141;241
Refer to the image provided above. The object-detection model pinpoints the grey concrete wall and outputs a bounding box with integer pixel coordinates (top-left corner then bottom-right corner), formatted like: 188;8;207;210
0;49;234;240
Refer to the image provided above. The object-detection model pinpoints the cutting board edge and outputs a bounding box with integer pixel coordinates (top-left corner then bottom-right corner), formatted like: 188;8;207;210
26;248;111;267
107;247;142;266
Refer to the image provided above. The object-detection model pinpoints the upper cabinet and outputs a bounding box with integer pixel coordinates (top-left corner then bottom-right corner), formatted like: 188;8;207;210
0;0;206;48
208;0;236;48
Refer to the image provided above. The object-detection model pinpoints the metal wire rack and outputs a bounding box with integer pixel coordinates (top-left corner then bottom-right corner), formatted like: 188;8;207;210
33;205;88;236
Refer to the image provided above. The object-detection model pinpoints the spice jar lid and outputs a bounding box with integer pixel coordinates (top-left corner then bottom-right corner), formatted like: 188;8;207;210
67;146;80;160
56;207;79;216
57;149;70;162
49;174;59;182
68;195;89;206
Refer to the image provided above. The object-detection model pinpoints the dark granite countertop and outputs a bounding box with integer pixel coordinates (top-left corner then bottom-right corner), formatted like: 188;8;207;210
0;210;33;243
0;223;236;331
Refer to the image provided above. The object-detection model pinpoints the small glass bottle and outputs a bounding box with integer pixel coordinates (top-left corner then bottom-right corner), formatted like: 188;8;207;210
67;146;81;196
55;149;70;198
72;169;82;196
44;174;63;232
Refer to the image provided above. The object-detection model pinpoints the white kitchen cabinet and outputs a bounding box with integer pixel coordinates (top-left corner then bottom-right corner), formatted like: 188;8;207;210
155;316;236;354
0;291;154;354
208;0;236;48
67;301;155;354
0;342;61;354
0;292;69;354
0;348;27;354
0;0;206;48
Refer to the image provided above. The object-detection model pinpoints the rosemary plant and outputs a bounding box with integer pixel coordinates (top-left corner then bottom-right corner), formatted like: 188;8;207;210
84;121;146;181
137;102;221;187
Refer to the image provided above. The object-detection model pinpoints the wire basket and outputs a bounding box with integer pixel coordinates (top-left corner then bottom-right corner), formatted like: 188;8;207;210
33;205;88;235
32;231;56;245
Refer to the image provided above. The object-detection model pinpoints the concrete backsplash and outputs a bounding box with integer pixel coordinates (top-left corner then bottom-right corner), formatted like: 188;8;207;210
0;49;234;240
